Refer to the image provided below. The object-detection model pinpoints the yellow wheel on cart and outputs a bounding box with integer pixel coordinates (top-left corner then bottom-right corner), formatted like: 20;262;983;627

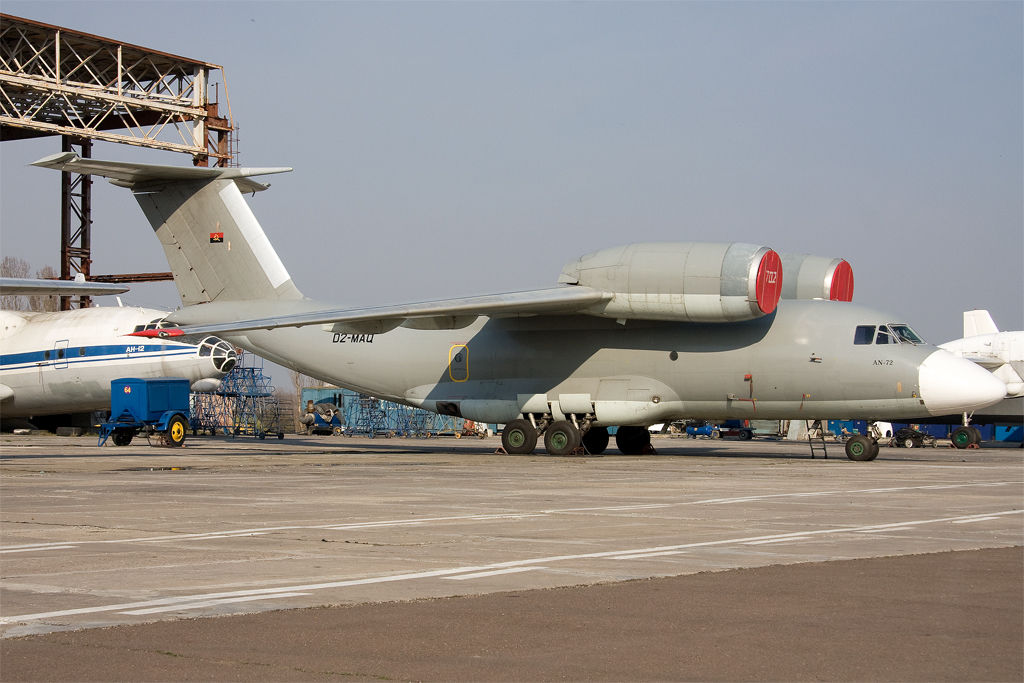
166;414;187;448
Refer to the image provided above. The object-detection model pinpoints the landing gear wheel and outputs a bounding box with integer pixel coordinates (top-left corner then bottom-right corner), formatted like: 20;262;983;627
112;429;134;447
951;426;974;449
581;426;609;455
502;419;538;455
845;435;877;461
544;420;580;456
968;426;982;445
166;414;187;448
615;426;651;455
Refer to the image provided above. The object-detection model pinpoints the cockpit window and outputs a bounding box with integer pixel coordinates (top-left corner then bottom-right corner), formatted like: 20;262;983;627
866;324;925;345
134;319;172;333
854;325;875;345
889;324;923;345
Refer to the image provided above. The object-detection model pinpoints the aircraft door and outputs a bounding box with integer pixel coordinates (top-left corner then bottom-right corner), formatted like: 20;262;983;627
52;340;69;370
449;344;469;382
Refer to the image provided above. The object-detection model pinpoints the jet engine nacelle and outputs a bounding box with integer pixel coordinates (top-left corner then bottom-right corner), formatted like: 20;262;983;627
779;253;854;301
559;242;783;323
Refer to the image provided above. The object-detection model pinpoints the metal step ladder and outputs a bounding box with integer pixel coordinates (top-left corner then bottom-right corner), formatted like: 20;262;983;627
806;420;828;459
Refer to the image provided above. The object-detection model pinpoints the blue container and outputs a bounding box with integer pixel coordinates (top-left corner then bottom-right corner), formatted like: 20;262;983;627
110;377;190;423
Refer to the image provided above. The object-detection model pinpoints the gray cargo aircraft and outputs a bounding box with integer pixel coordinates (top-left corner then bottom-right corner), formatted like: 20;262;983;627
32;153;1005;460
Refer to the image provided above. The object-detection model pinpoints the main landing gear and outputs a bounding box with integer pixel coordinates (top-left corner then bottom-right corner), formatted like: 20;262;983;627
502;417;588;456
499;419;640;456
614;426;651;455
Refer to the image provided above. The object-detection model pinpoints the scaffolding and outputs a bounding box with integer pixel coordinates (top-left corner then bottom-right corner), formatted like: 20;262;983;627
299;387;473;438
191;354;285;438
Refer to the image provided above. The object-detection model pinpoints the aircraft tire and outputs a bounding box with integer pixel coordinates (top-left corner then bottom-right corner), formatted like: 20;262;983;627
968;426;983;445
950;427;974;449
615;426;651;455
502;419;537;454
112;429;134;447
544;420;580;455
166;414;187;448
581;426;609;455
845;435;876;461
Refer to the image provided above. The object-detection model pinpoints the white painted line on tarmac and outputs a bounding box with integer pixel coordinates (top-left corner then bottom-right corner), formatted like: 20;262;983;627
855;527;917;533
1;481;1018;553
120;592;312;615
609;550;688;560
3;509;1019;627
952;517;1002;524
444;567;546;581
0;545;77;554
744;537;814;545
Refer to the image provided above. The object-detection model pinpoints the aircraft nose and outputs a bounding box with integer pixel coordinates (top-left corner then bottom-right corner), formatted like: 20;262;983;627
918;349;1006;416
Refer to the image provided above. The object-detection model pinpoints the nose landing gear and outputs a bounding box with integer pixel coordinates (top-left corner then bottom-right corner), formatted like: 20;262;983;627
844;434;880;461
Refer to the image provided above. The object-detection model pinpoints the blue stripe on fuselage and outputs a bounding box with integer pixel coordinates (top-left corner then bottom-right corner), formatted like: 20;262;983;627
0;344;196;371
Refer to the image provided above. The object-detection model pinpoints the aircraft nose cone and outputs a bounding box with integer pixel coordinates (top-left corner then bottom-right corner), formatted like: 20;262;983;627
918;349;1006;416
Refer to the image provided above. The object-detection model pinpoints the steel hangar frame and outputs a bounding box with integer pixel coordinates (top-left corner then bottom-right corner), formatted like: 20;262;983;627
0;13;236;308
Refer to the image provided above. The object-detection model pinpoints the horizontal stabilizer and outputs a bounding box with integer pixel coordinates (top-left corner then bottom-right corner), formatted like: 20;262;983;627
129;286;613;338
0;277;129;296
32;153;291;193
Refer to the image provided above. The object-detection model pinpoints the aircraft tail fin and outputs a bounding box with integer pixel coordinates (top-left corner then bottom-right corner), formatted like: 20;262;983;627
32;153;302;306
963;310;999;338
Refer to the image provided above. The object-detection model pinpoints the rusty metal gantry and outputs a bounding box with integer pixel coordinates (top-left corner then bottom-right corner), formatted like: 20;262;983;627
0;14;236;308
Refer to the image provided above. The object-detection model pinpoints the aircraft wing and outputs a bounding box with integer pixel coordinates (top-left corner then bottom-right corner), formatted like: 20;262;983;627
129;286;613;338
0;277;130;296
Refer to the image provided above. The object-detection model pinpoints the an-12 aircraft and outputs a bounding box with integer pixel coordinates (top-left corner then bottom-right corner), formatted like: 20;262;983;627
0;278;237;428
31;153;1005;459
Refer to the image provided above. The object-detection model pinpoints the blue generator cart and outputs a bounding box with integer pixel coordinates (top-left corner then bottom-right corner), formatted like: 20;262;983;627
98;377;191;447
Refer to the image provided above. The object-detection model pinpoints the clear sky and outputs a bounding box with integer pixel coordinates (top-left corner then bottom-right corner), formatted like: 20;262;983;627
2;1;1021;355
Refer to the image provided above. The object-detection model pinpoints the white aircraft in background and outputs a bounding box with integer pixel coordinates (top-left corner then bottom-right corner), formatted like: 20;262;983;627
0;278;237;428
932;310;1024;448
940;310;1023;398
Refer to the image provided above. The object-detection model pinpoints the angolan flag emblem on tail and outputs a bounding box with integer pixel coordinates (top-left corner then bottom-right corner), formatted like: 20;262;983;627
209;232;224;243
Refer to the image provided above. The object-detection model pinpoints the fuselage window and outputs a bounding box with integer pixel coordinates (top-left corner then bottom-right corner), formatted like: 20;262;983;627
79;348;86;356
854;325;875;345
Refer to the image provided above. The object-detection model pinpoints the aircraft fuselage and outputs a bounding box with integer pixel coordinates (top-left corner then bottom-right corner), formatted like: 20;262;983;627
229;298;957;425
0;307;235;419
